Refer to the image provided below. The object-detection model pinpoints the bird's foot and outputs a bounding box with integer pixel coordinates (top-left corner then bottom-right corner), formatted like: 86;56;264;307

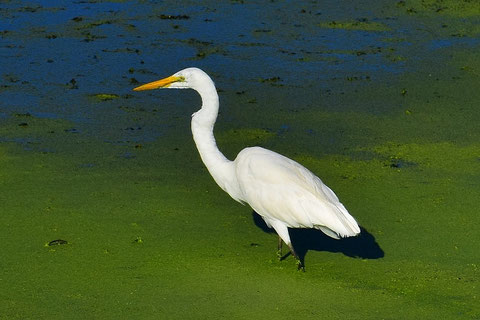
277;249;282;260
296;258;305;272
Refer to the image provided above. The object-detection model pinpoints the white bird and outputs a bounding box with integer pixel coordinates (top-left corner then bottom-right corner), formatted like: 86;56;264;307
134;67;360;270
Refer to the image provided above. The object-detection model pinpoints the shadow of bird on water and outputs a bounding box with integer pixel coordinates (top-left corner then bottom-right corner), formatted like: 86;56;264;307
252;211;384;266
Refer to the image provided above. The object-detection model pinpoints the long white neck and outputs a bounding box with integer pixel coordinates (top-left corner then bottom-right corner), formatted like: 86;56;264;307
190;81;243;202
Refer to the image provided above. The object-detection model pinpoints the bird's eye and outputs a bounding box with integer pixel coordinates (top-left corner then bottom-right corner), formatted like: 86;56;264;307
178;76;186;82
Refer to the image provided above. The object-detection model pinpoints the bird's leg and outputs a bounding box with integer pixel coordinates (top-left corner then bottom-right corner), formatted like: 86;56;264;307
277;236;283;260
287;243;305;271
270;221;304;270
277;238;305;271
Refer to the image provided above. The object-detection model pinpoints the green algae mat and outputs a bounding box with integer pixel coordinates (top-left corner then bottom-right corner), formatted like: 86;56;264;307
1;0;479;319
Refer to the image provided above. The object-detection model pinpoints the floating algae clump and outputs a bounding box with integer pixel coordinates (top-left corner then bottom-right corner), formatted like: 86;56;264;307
396;0;480;17
372;142;480;174
90;93;120;101
318;19;390;31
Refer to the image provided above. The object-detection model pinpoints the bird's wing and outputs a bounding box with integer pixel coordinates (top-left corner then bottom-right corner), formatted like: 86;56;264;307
234;147;360;238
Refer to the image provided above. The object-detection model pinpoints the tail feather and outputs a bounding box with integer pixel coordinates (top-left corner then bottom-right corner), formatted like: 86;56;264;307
317;183;360;237
306;200;360;239
332;202;361;236
318;226;341;239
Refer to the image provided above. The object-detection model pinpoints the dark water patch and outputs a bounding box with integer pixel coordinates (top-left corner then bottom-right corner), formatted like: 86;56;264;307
388;157;418;169
158;14;190;20
45;239;69;247
429;37;480;50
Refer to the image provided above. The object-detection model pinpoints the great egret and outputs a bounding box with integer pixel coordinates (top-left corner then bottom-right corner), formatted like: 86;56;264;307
134;67;360;270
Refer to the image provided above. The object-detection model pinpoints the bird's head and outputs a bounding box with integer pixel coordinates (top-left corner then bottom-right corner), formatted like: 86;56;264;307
133;67;211;92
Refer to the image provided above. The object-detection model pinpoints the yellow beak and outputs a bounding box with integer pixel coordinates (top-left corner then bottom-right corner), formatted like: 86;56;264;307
133;75;182;91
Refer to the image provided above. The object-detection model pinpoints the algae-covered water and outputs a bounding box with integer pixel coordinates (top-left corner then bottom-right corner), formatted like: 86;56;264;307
1;0;479;318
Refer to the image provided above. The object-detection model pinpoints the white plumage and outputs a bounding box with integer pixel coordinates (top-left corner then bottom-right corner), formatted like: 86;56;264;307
134;67;360;269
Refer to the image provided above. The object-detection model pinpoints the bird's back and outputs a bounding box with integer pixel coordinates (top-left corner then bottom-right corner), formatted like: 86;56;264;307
234;147;360;239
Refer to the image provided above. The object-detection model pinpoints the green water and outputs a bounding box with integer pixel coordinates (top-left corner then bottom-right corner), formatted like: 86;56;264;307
1;0;479;318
